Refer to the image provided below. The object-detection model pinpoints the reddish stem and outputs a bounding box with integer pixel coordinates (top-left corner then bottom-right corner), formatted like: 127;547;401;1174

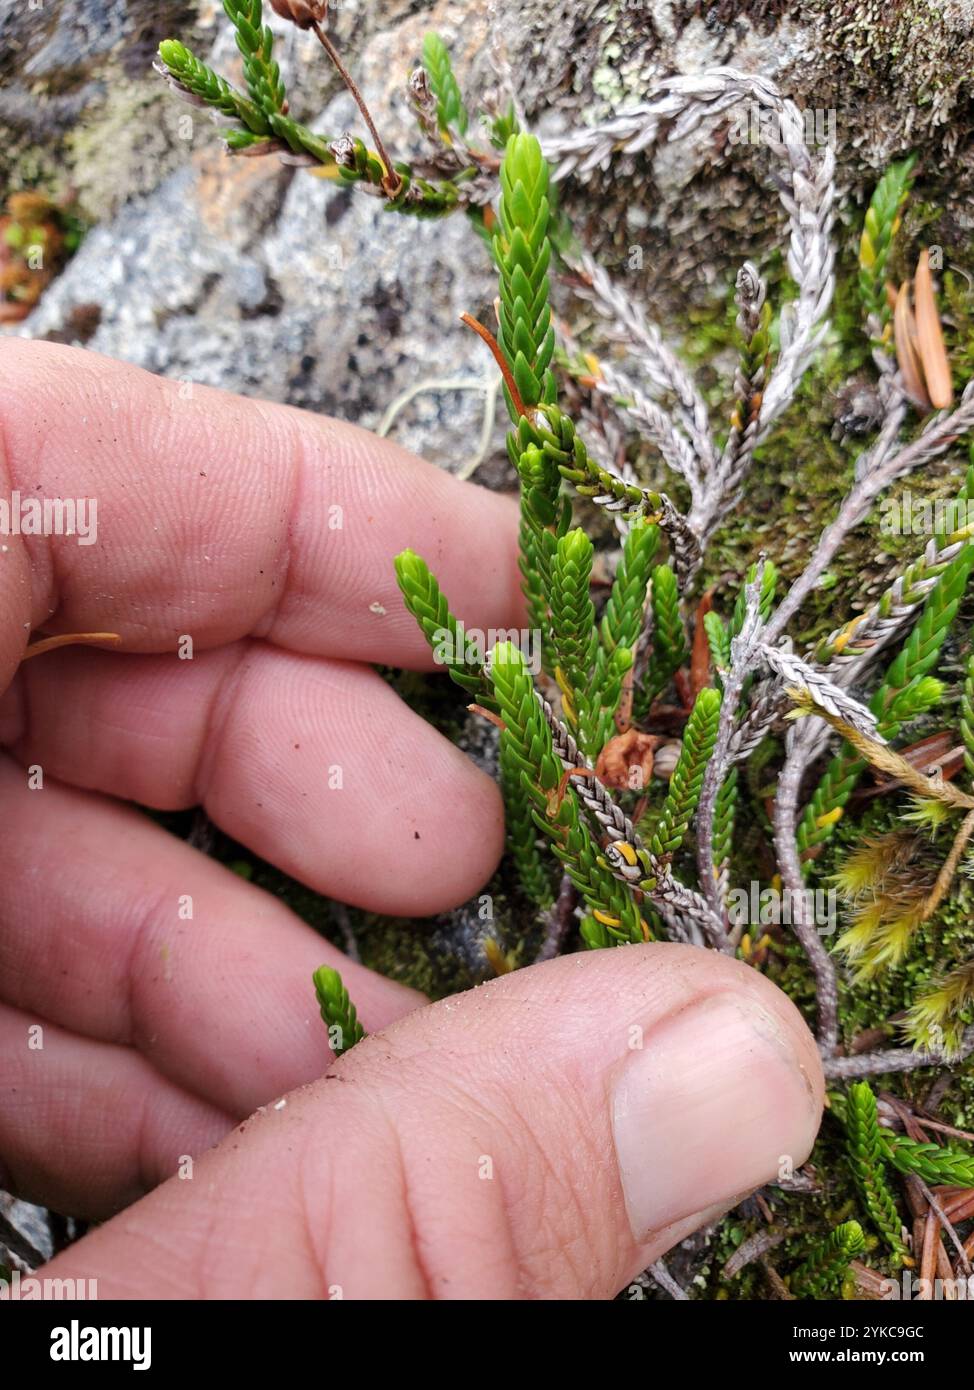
311;22;403;198
460;312;530;419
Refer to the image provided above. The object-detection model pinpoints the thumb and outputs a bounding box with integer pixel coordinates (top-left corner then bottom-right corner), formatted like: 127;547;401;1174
37;943;823;1299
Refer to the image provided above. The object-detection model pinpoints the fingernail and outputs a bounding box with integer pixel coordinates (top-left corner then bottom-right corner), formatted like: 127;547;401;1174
611;992;820;1240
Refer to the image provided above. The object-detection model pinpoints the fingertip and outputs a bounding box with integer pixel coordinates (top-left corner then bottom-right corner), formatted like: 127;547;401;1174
429;757;507;912
357;717;507;916
195;651;506;917
611;980;823;1240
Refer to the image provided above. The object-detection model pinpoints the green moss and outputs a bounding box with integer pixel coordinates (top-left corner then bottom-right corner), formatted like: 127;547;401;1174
355;913;475;998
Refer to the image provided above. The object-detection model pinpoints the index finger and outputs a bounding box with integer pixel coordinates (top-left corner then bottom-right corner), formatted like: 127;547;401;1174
0;340;522;685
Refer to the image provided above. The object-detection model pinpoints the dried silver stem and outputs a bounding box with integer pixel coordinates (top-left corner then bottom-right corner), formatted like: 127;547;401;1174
823;1028;974;1080
695;565;768;940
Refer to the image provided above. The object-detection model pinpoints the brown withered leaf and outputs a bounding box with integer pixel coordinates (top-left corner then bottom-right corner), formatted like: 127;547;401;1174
914;249;953;410
894;280;932;411
595;728;660;792
269;0;328;28
690;590;714;698
847;1260;895;1300
853;731;964;800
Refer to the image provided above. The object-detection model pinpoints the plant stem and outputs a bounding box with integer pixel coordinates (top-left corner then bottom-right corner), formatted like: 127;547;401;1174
22;631;121;660
535;873;578;962
311;21;402;196
772;749;840;1055
460;312;530;418
763;388;974;650
823;1027;974;1079
914;1175;972;1274
922;807;974;920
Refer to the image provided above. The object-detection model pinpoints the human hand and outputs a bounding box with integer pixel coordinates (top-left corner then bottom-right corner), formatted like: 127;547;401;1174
0;341;823;1298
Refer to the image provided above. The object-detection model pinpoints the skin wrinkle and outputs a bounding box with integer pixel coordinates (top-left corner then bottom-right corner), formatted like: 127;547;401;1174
22;525;71;640
0;401;33;676
497;1075;621;1297
228;1107;328;1301
8;663;33;768
180;1122;283;1299
256;403;337;649
388;1075;524;1300
395;1059;619;1298
130;382;295;640
10;395;118;643
128;1064;164;1210
297;1077;430;1300
0;352;302;649
391;1113;438;1301
359;1044;604;1298
240;399;302;647
296;1100;341;1301
125;1057;231;1205
5;419;58;631
121;868;196;1055
391;1064;530;1299
484;1147;526;1300
280;411;514;655
172;1168;224;1301
326;1045;515;1299
497;1118;579;1297
13;650;192;804
189;639;254;808
408;1087;521;1299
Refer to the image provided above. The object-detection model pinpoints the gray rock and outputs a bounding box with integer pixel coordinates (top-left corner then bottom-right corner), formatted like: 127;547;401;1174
11;0;974;459
23;100;500;468
0;1192;54;1269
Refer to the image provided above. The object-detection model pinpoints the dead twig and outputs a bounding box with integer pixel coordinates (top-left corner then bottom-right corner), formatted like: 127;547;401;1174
311;21;403;197
534;873;578;963
914;1175;972;1275
646;1259;689;1301
721;1227;790;1280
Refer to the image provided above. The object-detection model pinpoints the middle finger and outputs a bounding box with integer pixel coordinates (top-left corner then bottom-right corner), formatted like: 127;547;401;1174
0;640;504;916
0;755;424;1117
